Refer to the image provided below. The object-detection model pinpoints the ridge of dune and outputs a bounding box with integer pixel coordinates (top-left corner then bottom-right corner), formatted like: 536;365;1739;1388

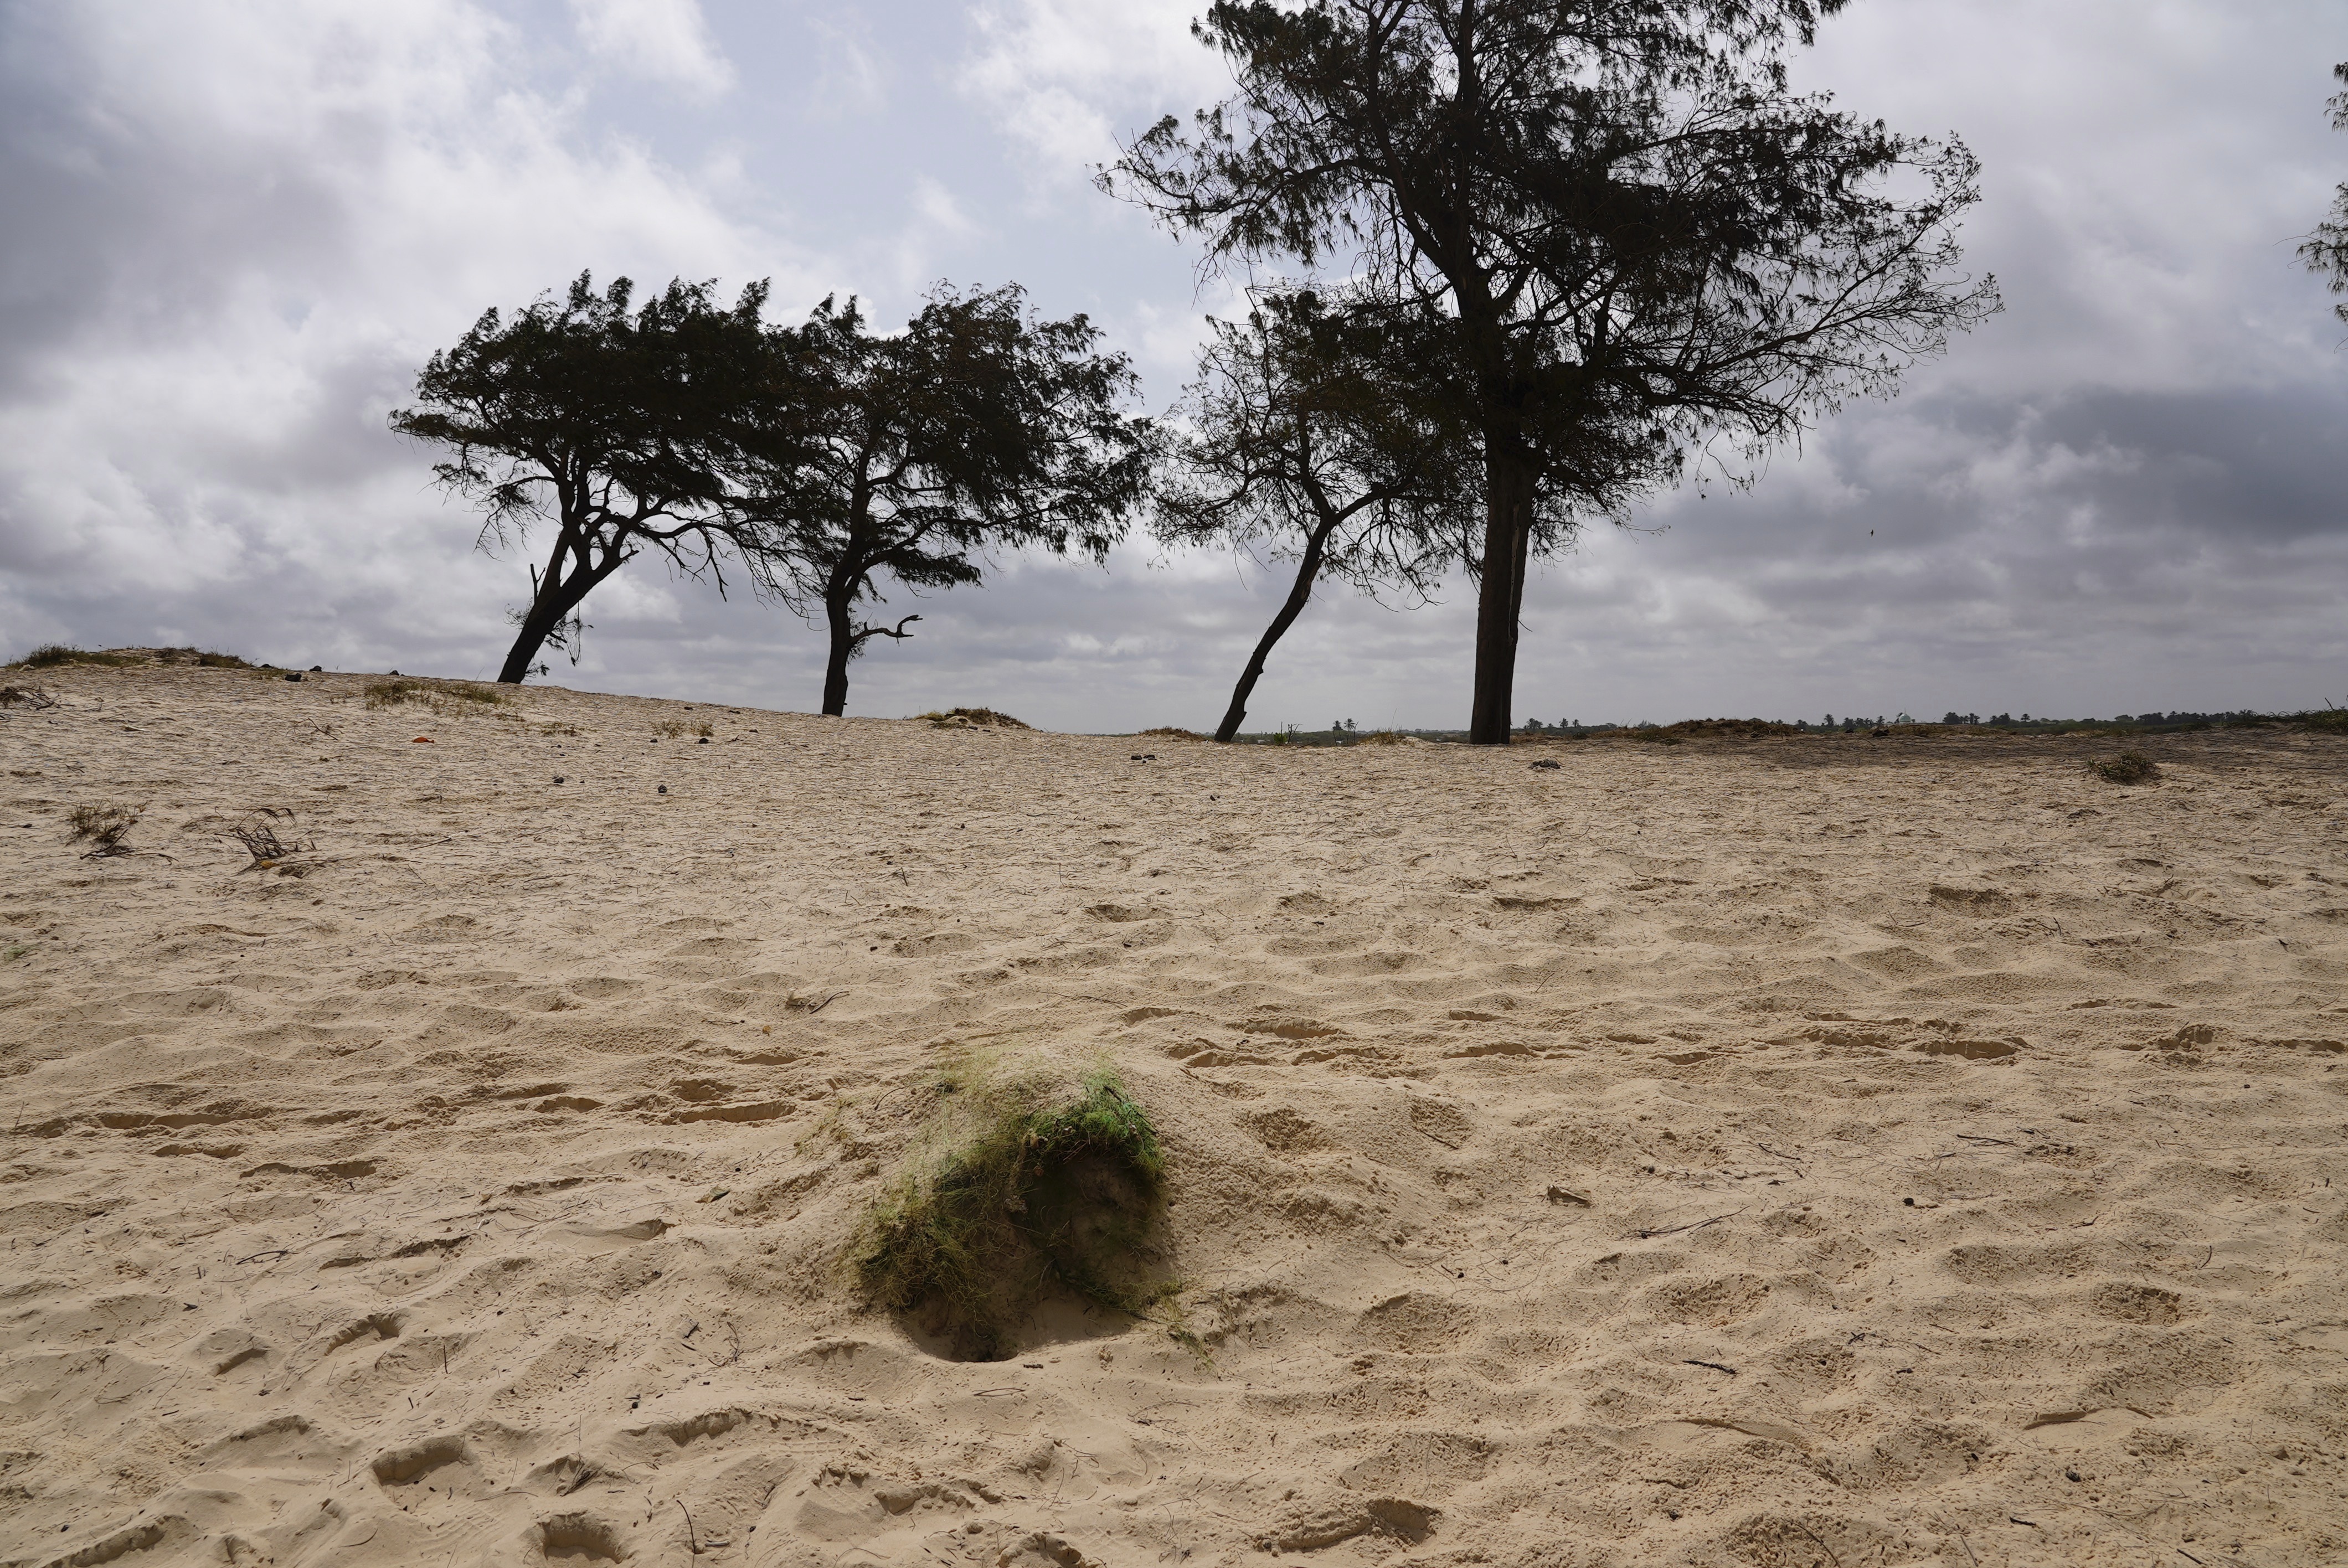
3;664;2345;1567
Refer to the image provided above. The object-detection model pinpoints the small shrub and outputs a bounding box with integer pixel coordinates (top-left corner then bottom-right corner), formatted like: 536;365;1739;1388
1356;730;1408;746
66;803;142;856
1136;726;1204;741
2089;749;2159;785
652;717;714;739
919;707;1031;730
856;1063;1166;1361
2300;708;2348;735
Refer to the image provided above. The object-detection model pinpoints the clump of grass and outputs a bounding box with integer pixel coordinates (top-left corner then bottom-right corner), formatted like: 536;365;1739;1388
364;677;508;713
652;717;713;739
66;803;142;857
2299;708;2348;735
919;707;1031;730
0;682;57;710
1136;726;1204;741
856;1061;1167;1361
1356;730;1409;746
2089;749;2160;785
12;644;138;670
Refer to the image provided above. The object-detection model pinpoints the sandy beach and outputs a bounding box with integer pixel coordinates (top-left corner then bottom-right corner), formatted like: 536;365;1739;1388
4;661;2346;1567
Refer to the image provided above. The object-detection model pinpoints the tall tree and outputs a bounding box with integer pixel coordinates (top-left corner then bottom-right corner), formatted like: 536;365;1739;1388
1158;290;1479;740
2304;62;2348;332
390;273;786;684
736;286;1156;717
1110;0;1999;742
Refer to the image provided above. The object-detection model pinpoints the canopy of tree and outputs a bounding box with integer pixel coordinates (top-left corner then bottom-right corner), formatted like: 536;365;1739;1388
389;274;781;684
1156;289;1477;740
735;287;1156;716
1111;0;2000;741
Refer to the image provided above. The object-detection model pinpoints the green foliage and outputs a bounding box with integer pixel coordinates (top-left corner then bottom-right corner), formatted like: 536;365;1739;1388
2089;749;2160;785
2299;708;2348;735
856;1063;1167;1361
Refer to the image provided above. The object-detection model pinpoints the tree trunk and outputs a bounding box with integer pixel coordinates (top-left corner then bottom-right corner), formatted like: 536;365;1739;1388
821;586;856;716
1468;448;1535;744
497;535;607;684
1214;522;1336;742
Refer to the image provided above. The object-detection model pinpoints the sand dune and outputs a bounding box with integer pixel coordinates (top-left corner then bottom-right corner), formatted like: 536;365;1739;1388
3;663;2346;1566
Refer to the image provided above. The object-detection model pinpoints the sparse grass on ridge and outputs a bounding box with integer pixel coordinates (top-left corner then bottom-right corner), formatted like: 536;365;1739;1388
918;706;1031;730
11;644;140;670
855;1058;1167;1361
364;677;509;714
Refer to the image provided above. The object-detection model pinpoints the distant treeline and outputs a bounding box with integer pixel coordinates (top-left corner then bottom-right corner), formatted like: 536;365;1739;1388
1226;710;2347;744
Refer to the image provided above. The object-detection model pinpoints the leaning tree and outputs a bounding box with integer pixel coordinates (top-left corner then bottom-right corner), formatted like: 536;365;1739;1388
735;286;1156;717
1111;0;2000;742
390;272;787;684
1158;290;1478;740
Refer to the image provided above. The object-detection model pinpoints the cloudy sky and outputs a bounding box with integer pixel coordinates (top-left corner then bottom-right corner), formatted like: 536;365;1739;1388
2;0;2342;730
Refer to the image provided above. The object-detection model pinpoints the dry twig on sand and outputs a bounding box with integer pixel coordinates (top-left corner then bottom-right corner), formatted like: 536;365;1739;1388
222;807;315;870
0;682;58;710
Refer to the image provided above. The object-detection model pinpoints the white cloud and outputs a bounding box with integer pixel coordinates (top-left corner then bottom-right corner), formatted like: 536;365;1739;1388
569;0;735;94
0;0;807;672
961;0;1227;175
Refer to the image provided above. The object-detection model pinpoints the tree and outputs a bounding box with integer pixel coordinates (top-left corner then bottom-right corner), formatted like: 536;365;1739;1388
2303;62;2348;332
1156;291;1478;740
735;286;1156;717
1110;0;2000;742
390;273;787;684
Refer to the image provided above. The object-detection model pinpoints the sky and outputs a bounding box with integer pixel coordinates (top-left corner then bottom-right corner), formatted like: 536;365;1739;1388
1;0;2342;731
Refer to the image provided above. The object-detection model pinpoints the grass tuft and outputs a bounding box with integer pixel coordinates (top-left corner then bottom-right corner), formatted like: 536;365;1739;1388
2088;749;2160;785
1136;726;1205;741
653;717;714;739
855;1060;1166;1361
66;803;142;857
1356;730;1409;746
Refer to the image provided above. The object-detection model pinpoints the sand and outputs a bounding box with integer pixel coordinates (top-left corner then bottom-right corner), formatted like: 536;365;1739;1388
3;663;2345;1568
